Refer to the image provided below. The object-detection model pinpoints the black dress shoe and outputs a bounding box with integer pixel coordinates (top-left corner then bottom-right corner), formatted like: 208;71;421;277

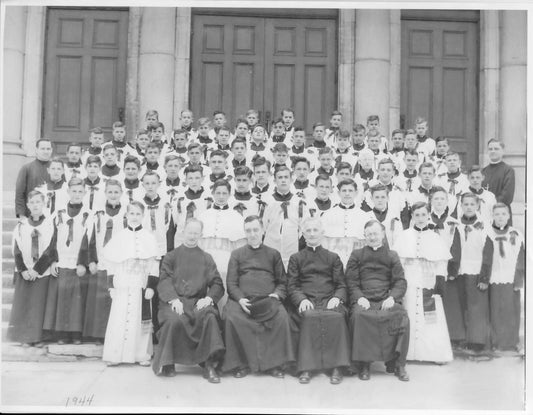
268;367;285;378
330;367;343;385
385;360;396;374
299;371;311;384
358;363;370;381
203;366;221;384
161;365;177;377
233;368;250;378
395;366;409;382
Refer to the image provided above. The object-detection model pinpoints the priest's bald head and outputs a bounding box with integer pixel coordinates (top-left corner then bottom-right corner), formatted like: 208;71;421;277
364;220;386;249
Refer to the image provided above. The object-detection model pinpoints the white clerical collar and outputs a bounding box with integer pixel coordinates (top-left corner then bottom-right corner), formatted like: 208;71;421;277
370;244;383;251
249;243;262;249
306;244;321;251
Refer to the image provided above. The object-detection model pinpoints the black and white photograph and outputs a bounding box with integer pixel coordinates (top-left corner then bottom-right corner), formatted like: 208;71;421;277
0;0;529;412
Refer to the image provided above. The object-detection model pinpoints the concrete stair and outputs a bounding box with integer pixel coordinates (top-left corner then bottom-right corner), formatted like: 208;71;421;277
3;194;16;337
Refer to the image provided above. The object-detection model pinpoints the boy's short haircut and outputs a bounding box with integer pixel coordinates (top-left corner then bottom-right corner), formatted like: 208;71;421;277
318;146;334;156
487;138;505;149
272;143;289;153
252;156;271;170
231;137;247;148
112;121;125;129
85;155;102;167
358;148;375;159
213;110;226;117
102;143;117;154
89;127;104;135
377;158;395;169
468;165;483;175
105;178;123;191
128;200;145;214
141;170;161;182
274;165;291;178
411;201;430;214
164;154;182;166
404;149;419;158
36;138;52;148
68;177;85;188
123;155;141;169
337;129;351;139
430;186;448;199
146;142;162;152
312;122;326;130
148;121;164;131
291;156;310;169
336;161;352;173
315;174;332;186
235;118;249;128
337;178;357;191
197;117;211;127
367;129;380;139
405;129;416;136
234;166;253;179
136;129;149;138
212;178;231;193
244;214;263;227
272;117;284;126
217;126;231;135
370;183;390;195
187;142;202;152
391;129;405;137
445;151;460;160
246;109;259;117
414;117;427;125
66;143;82;152
352;124;366;133
252;124;266;134
184;164;204;176
492;202;510;213
180;109;193;116
461;192;479;204
293;126;305;134
209;149;228;160
366;115;380;124
145;109;159;118
418;161;436;174
173;128;188;138
49;157;65;167
27;190;45;202
330;110;343;118
435;136;449;144
281;108;295;116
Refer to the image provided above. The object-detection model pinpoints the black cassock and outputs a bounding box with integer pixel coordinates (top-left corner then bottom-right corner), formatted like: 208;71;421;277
152;245;225;375
222;244;295;373
287;245;350;372
345;245;410;365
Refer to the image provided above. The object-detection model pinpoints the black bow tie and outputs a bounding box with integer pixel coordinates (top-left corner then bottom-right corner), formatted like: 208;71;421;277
338;203;355;210
213;204;229;210
127;224;143;232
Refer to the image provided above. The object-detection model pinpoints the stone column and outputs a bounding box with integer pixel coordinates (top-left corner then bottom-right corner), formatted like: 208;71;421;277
388;10;401;133
125;7;142;140
338;9;355;130
354;10;391;137
3;6;27;157
479;10;500;167
138;8;176;132
173;8;192;130
499;10;526;209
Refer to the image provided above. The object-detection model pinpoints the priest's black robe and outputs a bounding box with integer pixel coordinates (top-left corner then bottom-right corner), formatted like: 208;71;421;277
152;245;225;374
287;245;350;372
345;245;410;365
222;244;295;373
15;159;51;217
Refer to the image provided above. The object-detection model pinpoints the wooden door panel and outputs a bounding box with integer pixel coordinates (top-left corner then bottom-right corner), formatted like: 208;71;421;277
401;19;478;166
43;9;128;146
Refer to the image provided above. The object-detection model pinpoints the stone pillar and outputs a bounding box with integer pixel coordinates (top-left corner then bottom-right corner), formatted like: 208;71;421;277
499;10;526;212
479;10;500;167
388;10;401;133
3;6;27;157
138;8;176;132
354;10;391;138
126;7;142;140
338;9;355;130
173;8;192;130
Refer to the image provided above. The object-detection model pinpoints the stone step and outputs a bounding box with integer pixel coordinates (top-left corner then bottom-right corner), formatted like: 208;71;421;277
3;273;14;289
3;304;12;323
3;244;13;258
3;218;19;233
3;258;15;275
3;232;12;245
1;321;8;340
2;343;78;362
3;287;14;304
47;343;103;358
3;205;16;217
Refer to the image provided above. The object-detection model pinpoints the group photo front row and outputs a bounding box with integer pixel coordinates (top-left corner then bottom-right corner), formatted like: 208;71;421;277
9;108;524;385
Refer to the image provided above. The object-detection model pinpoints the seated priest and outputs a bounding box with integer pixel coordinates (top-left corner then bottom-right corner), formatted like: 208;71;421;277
152;218;225;383
287;216;351;385
345;219;410;382
222;215;295;378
